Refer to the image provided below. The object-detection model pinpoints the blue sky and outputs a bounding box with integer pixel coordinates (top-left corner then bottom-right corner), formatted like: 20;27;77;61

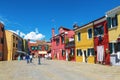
0;0;120;41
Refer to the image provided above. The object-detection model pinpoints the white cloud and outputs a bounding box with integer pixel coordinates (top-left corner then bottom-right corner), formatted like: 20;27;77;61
8;28;45;40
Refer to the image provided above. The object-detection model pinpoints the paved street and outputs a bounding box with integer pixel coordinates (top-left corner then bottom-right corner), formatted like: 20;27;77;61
0;58;120;80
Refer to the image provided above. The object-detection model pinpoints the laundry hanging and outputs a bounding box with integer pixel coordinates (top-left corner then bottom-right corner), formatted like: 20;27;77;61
97;46;104;62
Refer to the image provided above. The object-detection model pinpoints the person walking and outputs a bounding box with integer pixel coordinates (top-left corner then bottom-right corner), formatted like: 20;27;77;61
38;54;41;65
30;54;33;63
26;54;30;64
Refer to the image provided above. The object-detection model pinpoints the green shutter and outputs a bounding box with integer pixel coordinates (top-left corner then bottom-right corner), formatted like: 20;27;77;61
107;17;111;29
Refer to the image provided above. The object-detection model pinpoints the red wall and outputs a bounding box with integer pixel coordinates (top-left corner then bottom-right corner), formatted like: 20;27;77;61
94;21;110;65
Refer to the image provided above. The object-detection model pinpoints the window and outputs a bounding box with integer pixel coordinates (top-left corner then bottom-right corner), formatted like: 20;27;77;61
0;38;4;44
77;32;81;41
94;26;104;36
35;46;38;50
31;46;35;51
1;27;4;31
62;50;65;56
109;43;117;54
0;52;2;57
70;49;74;56
38;45;42;51
61;36;64;43
56;38;59;46
87;48;94;56
13;43;15;47
77;49;82;56
88;28;92;39
107;14;118;29
45;45;49;51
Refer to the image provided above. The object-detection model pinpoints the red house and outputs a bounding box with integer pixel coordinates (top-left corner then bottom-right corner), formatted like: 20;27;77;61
93;16;110;65
51;27;75;61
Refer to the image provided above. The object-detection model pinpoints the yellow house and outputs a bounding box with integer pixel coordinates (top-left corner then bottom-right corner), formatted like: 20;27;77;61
4;30;19;61
74;23;95;63
106;6;120;65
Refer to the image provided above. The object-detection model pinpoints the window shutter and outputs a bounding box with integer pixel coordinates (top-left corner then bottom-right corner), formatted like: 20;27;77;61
107;17;111;29
115;14;118;26
109;43;113;54
91;48;95;55
77;49;78;56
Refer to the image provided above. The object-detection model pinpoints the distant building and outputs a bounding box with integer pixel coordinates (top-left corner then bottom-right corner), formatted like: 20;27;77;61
51;27;75;61
4;30;24;61
0;22;4;61
28;40;51;57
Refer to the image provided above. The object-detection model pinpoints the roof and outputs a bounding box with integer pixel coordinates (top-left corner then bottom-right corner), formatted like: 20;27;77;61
74;16;105;31
58;26;71;31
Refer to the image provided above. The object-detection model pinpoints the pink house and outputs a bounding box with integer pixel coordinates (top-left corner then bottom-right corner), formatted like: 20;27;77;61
51;27;75;61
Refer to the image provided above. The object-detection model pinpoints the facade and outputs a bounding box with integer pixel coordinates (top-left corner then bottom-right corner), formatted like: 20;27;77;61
51;27;75;61
93;16;110;65
4;30;23;61
22;39;29;54
106;6;120;65
0;22;4;61
74;23;95;63
28;40;51;57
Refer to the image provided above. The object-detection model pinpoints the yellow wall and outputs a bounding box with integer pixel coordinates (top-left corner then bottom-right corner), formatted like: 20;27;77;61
109;13;120;42
75;24;94;62
4;30;13;61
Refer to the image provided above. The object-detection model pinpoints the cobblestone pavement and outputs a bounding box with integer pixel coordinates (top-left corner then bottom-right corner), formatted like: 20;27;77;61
0;58;120;80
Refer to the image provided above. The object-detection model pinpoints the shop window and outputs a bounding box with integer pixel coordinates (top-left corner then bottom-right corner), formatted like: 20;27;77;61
94;26;104;36
0;52;2;57
107;14;118;29
77;49;82;56
77;32;81;41
88;28;92;39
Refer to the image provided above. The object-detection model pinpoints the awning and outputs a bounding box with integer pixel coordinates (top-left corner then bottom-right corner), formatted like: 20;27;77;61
38;51;47;54
16;51;27;54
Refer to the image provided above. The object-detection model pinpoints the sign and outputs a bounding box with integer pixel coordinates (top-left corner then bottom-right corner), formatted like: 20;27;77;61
38;51;47;54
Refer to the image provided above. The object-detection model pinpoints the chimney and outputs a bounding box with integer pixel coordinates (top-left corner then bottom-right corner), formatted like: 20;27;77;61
52;28;55;37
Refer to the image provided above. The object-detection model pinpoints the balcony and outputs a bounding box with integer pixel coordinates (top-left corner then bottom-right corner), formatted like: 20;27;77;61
65;41;75;48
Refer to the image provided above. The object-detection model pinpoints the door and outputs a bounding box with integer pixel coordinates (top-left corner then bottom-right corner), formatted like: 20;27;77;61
83;50;87;62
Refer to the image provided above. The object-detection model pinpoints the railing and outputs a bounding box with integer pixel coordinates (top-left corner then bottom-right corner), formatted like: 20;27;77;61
65;41;75;48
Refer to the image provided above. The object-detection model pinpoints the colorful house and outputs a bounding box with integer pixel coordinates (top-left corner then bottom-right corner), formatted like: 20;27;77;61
51;27;75;60
4;30;24;61
106;6;120;65
93;16;110;65
28;40;51;57
0;22;4;61
74;23;95;63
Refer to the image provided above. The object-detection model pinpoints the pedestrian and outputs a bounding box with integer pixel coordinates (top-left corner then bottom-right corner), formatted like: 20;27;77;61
38;55;41;65
26;54;30;64
30;54;33;63
18;55;21;61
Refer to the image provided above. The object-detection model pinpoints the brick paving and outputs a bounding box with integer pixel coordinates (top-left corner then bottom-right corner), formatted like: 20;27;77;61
0;58;120;80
